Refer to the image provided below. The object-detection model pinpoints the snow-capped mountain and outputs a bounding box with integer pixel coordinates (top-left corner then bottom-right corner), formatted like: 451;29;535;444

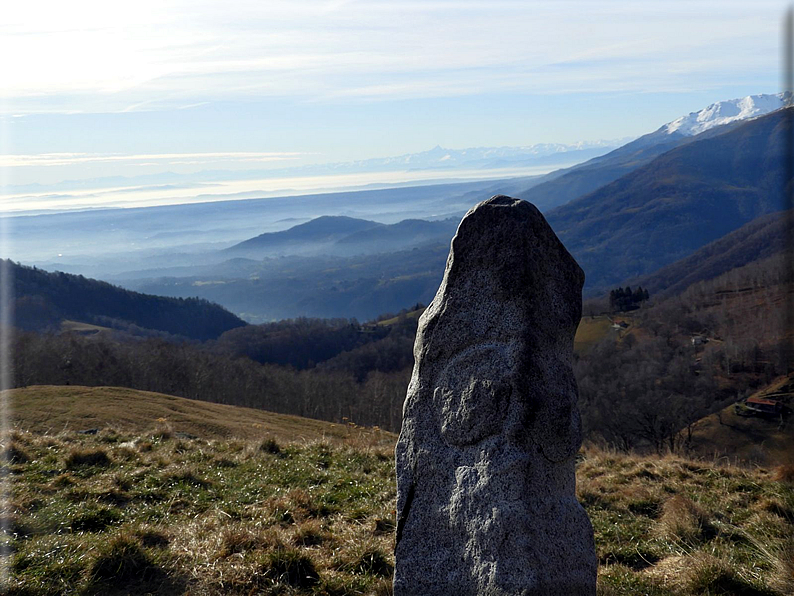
663;92;788;137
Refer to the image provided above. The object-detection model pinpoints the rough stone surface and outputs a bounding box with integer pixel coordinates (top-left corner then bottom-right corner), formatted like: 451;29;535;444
393;196;596;596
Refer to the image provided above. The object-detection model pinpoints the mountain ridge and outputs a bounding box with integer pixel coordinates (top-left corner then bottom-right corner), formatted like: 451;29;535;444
226;215;460;258
546;106;790;294
513;92;787;213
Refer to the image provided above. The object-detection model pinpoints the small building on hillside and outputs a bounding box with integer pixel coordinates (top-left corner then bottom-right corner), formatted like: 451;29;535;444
691;335;709;346
744;397;783;415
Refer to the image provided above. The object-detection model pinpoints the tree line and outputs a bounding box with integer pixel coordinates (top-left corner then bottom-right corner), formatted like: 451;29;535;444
8;255;787;451
609;286;649;312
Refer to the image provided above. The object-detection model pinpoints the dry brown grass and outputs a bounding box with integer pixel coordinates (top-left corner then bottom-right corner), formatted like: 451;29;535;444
770;536;794;595
6;395;792;596
774;464;794;484
657;494;711;544
578;445;794;594
4;384;397;447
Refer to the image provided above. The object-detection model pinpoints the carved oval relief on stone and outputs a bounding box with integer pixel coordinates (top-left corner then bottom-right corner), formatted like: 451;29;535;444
433;345;513;446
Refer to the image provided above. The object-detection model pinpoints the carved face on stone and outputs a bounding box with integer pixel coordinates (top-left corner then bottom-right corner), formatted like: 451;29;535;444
432;344;513;446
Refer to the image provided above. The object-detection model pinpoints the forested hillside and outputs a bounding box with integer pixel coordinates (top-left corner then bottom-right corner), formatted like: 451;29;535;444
628;209;788;298
226;215;380;255
9;260;246;341
10;235;791;462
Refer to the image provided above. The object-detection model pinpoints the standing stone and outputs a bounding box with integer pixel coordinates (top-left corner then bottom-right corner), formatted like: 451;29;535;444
394;196;596;596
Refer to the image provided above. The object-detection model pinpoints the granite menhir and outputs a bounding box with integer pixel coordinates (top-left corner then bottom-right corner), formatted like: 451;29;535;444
394;196;596;595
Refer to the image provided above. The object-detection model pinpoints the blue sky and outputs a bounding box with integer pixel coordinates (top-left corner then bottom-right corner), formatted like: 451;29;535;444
0;0;788;205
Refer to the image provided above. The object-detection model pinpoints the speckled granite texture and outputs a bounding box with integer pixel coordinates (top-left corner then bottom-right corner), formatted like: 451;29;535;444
394;196;596;596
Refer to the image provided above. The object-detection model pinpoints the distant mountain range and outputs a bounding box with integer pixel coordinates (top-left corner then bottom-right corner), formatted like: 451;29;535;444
319;141;627;173
1;140;623;207
10;91;792;324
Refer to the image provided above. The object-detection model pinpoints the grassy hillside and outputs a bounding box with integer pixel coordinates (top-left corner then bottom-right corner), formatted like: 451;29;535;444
5;386;395;448
574;315;623;354
4;420;792;595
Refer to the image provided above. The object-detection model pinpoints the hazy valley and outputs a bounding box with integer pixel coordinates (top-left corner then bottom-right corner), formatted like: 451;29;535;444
4;92;794;595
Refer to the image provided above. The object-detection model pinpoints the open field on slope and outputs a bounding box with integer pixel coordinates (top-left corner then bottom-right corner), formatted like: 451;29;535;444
5;386;395;448
574;315;620;354
59;321;114;337
2;386;793;595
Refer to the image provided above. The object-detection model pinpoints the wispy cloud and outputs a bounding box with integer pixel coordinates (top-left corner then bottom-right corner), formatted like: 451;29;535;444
0;0;783;114
0;152;306;168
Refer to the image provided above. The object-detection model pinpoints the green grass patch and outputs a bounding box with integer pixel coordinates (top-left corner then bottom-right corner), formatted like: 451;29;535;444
5;430;793;595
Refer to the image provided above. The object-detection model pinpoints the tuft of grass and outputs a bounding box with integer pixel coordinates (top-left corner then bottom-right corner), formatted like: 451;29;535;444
683;554;767;595
161;467;213;489
622;486;662;519
261;547;320;588
51;473;75;488
351;547;394;578
374;517;396;535
113;474;133;491
212;456;237;468
149;422;173;441
64;448;111;469
3;442;30;464
259;437;282;455
758;497;794;521
70;506;121;532
85;533;156;585
134;527;170;549
112;446;138;462
217;527;278;558
292;520;328;547
657;494;712;544
770;535;794;595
